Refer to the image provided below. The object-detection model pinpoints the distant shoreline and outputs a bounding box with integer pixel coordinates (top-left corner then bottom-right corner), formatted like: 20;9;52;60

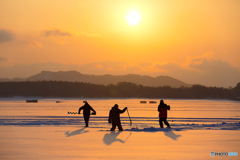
0;81;239;101
0;96;238;102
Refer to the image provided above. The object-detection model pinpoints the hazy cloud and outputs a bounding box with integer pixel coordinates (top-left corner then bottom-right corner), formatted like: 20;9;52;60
0;29;14;43
96;64;104;69
137;55;240;87
0;56;8;61
189;59;231;72
43;29;73;37
82;61;127;70
138;63;152;68
184;51;215;67
186;59;240;87
107;68;114;71
0;59;239;87
20;39;43;47
119;64;146;73
155;63;181;72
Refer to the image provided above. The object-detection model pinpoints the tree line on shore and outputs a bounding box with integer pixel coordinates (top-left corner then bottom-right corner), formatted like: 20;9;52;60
0;81;239;100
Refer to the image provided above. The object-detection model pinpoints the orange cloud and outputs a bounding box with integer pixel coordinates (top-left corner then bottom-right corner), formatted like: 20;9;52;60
96;64;104;68
107;68;114;71
20;39;43;47
0;29;15;43
43;29;73;37
183;51;215;70
0;56;8;61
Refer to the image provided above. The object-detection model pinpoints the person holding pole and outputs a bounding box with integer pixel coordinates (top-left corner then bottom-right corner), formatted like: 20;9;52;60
158;100;171;128
108;104;127;131
78;101;96;127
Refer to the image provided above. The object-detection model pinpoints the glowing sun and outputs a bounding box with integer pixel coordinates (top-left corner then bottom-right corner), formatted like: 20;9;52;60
127;10;140;25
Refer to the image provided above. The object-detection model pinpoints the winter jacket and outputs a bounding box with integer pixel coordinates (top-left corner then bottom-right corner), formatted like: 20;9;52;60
158;103;170;118
78;103;96;116
108;106;127;123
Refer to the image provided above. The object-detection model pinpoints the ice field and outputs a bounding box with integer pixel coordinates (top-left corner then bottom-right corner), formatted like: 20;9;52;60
0;98;239;159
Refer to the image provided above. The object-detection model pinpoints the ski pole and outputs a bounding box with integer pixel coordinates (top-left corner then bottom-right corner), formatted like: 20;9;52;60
127;108;132;126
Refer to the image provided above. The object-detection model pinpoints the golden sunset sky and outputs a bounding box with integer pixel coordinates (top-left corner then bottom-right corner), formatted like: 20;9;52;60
0;0;239;87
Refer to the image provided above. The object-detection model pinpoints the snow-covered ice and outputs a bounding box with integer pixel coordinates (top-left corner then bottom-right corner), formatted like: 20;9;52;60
0;98;239;159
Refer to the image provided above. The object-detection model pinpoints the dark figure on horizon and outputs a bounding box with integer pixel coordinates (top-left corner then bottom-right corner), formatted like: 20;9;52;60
78;101;96;127
108;104;127;131
158;100;170;128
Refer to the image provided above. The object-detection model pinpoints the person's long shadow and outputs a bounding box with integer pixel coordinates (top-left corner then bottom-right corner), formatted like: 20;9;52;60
103;131;131;145
164;129;181;140
65;127;89;137
126;127;182;140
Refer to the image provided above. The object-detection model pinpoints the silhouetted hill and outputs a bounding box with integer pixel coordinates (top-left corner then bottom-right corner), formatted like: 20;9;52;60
25;71;191;88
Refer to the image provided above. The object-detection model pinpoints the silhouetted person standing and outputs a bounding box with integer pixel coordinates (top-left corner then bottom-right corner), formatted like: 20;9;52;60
108;104;127;131
78;102;96;127
158;100;170;128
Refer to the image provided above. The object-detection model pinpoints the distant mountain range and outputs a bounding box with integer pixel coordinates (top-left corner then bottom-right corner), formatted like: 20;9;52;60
0;71;191;88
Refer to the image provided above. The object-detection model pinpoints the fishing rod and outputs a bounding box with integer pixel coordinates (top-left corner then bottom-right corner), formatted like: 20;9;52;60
127;108;132;126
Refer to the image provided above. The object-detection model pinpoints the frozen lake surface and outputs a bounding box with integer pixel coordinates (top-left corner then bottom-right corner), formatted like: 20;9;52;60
0;98;239;159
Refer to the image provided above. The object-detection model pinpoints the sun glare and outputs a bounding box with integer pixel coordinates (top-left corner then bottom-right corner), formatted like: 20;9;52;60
127;10;140;25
